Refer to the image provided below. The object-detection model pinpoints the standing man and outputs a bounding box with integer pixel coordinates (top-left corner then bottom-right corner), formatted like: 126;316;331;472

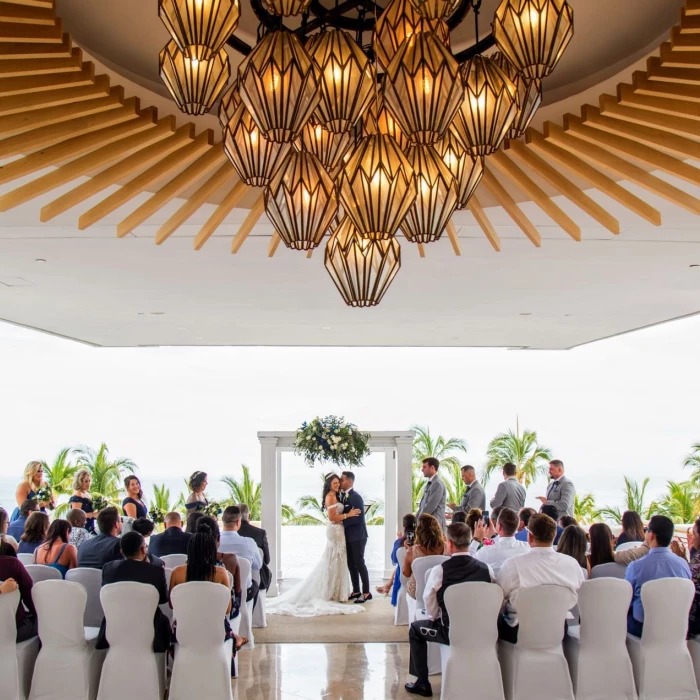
237;502;271;592
340;471;371;603
490;463;526;511
416;457;447;532
447;465;486;514
536;459;575;518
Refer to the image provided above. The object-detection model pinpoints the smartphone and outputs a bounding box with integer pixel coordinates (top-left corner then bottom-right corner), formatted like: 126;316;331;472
406;530;416;546
482;511;490;527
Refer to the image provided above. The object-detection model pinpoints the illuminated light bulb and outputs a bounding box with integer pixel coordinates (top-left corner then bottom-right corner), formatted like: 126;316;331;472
333;66;342;83
315;125;323;141
422;77;431;95
250;129;258;146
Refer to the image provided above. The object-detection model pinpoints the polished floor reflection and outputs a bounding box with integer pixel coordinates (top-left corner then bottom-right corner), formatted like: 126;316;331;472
234;643;439;699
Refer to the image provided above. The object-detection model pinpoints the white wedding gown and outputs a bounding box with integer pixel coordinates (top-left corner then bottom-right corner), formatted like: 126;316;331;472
267;503;365;617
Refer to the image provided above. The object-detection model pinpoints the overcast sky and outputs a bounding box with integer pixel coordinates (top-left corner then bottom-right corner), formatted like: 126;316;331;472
0;313;698;516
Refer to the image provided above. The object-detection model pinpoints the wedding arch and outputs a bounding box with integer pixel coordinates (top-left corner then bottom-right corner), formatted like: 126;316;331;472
258;430;415;596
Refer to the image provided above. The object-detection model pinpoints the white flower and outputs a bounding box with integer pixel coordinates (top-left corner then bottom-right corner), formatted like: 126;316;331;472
330;444;337;450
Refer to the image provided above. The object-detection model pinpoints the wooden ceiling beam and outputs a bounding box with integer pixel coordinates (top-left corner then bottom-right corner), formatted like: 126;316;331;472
646;56;700;85
686;0;700;16
306;247;314;258
0;60;94;95
633;71;700;103
268;233;281;257
231;192;266;254
193;179;248;250
0;17;62;42
0;2;55;25
467;195;501;252
0;47;81;76
0;0;54;8
660;41;700;67
117;145;226;238
0;32;71;58
618;82;700;120
681;8;700;32
445;220;461;255
78;129;213;231
671;24;700;50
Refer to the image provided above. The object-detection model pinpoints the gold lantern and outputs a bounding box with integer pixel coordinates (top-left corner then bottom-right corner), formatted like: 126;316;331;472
362;98;412;153
409;0;459;21
264;151;338;250
493;0;574;79
455;153;483;209
382;31;463;145
261;0;312;16
325;216;401;307
238;30;319;143
160;39;230;115
400;144;458;243
450;54;518;156
338;134;417;241
221;83;291;186
298;121;353;172
373;0;450;72
492;51;542;140
433;130;463;177
309;29;377;134
158;0;240;62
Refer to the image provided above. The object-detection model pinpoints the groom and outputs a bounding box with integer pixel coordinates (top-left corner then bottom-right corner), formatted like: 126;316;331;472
339;471;371;603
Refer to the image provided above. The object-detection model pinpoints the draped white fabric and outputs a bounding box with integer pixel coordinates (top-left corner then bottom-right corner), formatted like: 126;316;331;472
394;546;409;626
160;554;187;569
24;566;61;585
65;569;103;628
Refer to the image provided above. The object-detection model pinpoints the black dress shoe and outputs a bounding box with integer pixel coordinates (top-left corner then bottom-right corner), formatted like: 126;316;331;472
405;681;433;697
355;593;372;604
348;592;362;601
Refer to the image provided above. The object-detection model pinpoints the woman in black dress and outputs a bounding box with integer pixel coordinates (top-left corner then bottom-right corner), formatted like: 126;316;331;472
185;471;209;514
122;475;148;520
68;468;97;533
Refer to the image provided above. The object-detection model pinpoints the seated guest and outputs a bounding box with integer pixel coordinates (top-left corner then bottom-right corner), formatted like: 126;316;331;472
237;503;271;592
557;524;589;573
18;511;49;555
122;475;148;520
377;514;416;601
515;507;536;542
451;511;467;525
131;518;164;567
97;531;171;653
67;508;93;549
0;506;19;552
616;510;645;548
625;514;691;637
185;511;204;534
149;512;192;557
77;506;122;569
496;513;585;643
68;469;97;533
7;500;39;541
198;515;242;614
688;517;700;638
559;515;578;529
588;523;616;570
219;506;261;607
185;471;209;514
466;508;483;537
0;541;37;641
405;523;492;697
615;541;649;565
472;507;529;575
540;504;564;545
33;519;78;577
403;514;446;600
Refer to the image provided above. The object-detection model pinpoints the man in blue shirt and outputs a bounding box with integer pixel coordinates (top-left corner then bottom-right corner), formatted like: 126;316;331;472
625;514;691;636
7;500;38;541
515;507;536;543
540;505;564;545
219;505;262;608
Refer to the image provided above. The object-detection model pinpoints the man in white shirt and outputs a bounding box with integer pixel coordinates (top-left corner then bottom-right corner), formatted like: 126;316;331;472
471;508;529;575
219;505;263;607
496;512;585;643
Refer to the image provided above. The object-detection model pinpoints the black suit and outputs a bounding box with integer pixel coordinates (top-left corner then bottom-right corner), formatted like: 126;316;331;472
238;520;271;591
77;533;122;570
97;558;171;653
148;527;192;557
342;489;369;595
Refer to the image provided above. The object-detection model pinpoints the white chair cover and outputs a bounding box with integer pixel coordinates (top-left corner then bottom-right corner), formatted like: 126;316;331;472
412;559;448;677
169;582;233;700
160;554;187;569
626;577;698;700
408;555;448;622
161;568;173;623
235;557;254;650
564;578;636;700
96;582;162;700
18;554;34;566
441;582;505;700
24;566;61;585
252;547;267;629
0;589;39;700
498;584;577;700
615;542;641;552
590;562;627;579
687;637;700;693
29;580;104;700
66;569;104;628
394;547;409;626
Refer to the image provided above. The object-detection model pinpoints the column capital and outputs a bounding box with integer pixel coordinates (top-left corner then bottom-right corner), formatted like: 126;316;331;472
258;436;279;446
394;437;415;446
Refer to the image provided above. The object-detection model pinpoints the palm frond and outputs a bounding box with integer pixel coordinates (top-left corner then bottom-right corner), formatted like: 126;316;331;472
482;424;551;487
221;465;262;520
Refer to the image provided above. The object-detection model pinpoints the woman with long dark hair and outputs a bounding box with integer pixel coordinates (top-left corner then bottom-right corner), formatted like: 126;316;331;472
557;525;589;572
0;506;19;552
33;519;77;578
616;511;645;547
185;471;209;513
403;514;446;599
122;475;148;519
18;511;49;554
588;522;616;570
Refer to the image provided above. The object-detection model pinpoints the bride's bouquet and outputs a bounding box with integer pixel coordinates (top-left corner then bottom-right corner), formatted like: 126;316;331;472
295;416;370;468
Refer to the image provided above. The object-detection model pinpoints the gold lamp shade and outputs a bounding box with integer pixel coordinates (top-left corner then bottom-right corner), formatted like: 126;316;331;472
493;0;574;80
260;0;312;16
222;83;291;186
264;151;338;250
373;0;450;72
362;99;412;153
455;153;483;209
325;216;401;307
400;144;458;244
451;54;518;156
309;29;377;134
158;0;240;62
298;121;353;172
238;30;320;143
160;39;230;115
382;31;463;145
338;134;417;241
433;129;464;177
492;51;542;139
409;0;460;21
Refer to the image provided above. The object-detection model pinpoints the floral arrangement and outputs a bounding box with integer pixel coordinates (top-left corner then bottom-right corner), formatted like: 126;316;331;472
295;416;371;468
33;486;52;504
91;494;108;513
203;500;222;517
148;506;165;525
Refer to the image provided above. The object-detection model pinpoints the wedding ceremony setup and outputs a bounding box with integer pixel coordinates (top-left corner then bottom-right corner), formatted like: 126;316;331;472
3;0;700;698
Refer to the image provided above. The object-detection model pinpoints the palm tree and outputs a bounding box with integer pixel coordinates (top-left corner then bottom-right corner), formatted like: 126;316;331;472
42;447;78;497
221;465;262;520
684;442;700;483
74;443;136;507
599;476;657;524
411;425;467;504
658;480;700;524
151;483;177;513
482;418;551;487
366;499;385;525
573;493;600;525
412;466;426;512
287;495;328;525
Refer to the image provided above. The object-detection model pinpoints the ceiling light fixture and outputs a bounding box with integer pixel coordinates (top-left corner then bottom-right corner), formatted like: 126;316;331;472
492;51;542;139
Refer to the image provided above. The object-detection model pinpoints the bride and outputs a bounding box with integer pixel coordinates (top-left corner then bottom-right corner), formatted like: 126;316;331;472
267;473;365;617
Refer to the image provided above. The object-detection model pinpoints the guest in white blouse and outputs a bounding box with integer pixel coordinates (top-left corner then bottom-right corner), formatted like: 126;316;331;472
470;508;529;575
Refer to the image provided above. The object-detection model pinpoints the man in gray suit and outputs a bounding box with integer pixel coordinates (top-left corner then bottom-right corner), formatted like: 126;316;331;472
416;457;447;531
448;465;486;514
537;459;575;518
490;463;526;511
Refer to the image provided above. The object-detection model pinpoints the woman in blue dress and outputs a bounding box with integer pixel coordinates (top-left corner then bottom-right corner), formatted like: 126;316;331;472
185;471;209;514
68;468;98;533
122;475;148;519
33;519;77;578
11;461;54;521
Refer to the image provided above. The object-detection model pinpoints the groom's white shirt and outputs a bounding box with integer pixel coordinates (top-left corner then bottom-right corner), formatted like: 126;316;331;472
219;530;262;588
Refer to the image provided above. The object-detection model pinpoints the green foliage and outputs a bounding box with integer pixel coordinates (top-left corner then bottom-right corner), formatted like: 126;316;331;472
285;495;328;526
222;465;261;520
295;416;371;468
599;476;658;524
657;480;700;524
411;425;468;504
573;493;600;525
366;500;385;525
74;443;136;508
684;442;700;483
42;447;78;496
412;466;426;513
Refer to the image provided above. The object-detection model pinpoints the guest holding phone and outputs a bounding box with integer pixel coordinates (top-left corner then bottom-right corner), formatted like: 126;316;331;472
403;514;446;600
376;514;416;603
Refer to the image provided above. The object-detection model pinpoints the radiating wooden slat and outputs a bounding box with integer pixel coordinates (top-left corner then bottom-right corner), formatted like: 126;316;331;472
0;60;93;95
0;18;62;42
507;137;623;233
78;129;213;230
445;220;461;255
416;242;426;257
481;169;541;247
633;71;700;103
490;149;581;241
41;118;186;222
618;82;700;120
0;33;71;58
268;233;281;257
193;179;248;250
1;117;177;213
117;145;226;238
661;40;700;67
1;0;54;8
306;248;313;258
231;192;265;254
687;0;700;16
647;56;700;84
683;7;700;30
0;2;55;25
671;24;700;50
0;47;81;76
155;163;235;245
544;121;700;215
0;98;140;159
0;108;156;186
467;195;501;252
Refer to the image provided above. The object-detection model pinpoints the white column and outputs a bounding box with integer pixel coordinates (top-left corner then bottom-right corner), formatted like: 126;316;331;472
395;436;414;527
276;449;283;584
259;436;279;596
384;448;397;578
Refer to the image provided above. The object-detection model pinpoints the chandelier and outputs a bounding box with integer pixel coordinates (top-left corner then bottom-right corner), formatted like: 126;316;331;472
158;0;573;307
